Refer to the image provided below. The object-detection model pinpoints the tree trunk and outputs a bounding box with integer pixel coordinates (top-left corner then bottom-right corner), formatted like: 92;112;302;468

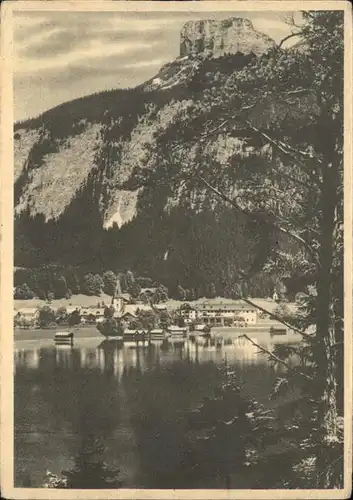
315;161;341;487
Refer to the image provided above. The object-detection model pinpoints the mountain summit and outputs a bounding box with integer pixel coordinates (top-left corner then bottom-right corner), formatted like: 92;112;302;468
180;18;276;58
14;18;290;291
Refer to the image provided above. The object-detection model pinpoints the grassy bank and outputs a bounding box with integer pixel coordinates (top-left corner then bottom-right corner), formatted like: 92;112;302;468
14;325;100;341
14;293;113;310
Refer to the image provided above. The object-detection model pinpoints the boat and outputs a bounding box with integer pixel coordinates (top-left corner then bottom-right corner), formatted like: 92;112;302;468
270;326;287;336
123;329;149;345
167;325;188;344
149;329;166;341
54;331;74;345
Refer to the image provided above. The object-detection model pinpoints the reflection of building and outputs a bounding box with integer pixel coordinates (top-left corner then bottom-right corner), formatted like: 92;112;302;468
233;337;260;362
195;301;257;326
55;345;73;367
167;325;188;339
15;348;40;369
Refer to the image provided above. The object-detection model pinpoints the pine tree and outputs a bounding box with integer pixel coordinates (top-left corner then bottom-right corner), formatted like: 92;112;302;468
43;436;123;489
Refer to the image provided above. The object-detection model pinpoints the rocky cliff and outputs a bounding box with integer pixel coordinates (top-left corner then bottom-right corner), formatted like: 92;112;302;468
13;18;298;292
15;17;273;228
180;18;275;58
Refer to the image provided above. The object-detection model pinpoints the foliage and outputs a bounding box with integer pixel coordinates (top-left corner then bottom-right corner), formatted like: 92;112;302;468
96;317;124;338
53;275;68;299
182;365;275;488
55;306;68;324
104;305;115;318
82;273;104;296
158;310;172;329
273;303;292;321
43;436;123;489
38;306;56;328
141;10;344;488
68;309;81;326
127;282;141;299
136;309;156;330
102;270;117;296
14;282;34;300
13;10;344;488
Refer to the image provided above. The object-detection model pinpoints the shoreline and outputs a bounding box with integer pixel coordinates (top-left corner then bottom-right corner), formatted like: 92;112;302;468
14;322;297;343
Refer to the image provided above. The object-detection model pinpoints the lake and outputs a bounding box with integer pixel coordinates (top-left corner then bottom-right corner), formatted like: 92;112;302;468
14;332;301;489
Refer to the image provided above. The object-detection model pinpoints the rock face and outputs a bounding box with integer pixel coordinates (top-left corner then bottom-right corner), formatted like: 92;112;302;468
180;18;275;58
13;18;280;230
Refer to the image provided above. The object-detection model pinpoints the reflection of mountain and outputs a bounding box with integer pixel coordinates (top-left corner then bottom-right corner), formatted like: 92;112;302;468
14;339;274;375
15;340;282;488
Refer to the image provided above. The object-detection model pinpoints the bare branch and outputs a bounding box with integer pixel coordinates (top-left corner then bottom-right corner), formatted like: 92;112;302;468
195;174;319;265
245;121;322;166
200;119;229;140
238;334;314;380
232;291;315;340
278;32;303;48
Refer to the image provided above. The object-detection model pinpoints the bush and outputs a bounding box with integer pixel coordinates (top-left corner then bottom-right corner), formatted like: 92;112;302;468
102;270;117;296
14;282;34;300
97;318;123;338
68;309;81;326
43;437;123;489
38;306;56;327
82;273;104;296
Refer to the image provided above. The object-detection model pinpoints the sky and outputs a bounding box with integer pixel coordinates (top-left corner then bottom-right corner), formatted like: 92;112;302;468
13;9;299;122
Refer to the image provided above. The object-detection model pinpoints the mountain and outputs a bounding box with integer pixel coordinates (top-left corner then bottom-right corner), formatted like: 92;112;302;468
13;18;296;296
180;17;275;58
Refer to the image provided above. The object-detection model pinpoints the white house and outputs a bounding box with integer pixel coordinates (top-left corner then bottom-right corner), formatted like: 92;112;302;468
15;308;39;325
81;308;105;323
194;300;257;326
167;325;188;339
66;306;81;316
149;328;166;340
179;304;198;323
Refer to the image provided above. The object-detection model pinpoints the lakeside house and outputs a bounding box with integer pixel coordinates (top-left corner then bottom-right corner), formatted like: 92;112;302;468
167;325;188;340
179;304;198;324
81;307;105;324
66;306;81;316
194;300;257;326
14;308;39;326
115;303;153;319
149;328;166;340
119;311;137;327
123;329;148;342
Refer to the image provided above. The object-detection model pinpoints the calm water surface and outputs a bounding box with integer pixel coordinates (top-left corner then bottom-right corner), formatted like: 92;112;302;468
15;333;300;488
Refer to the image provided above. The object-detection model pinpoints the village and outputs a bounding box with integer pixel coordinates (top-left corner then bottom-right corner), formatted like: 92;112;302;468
14;280;291;347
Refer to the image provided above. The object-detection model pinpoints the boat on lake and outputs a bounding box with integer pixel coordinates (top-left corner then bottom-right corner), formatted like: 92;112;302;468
270;326;287;336
54;331;74;345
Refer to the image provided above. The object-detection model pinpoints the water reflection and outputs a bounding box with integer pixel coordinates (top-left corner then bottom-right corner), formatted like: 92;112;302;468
15;348;40;370
15;340;268;374
15;335;299;489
